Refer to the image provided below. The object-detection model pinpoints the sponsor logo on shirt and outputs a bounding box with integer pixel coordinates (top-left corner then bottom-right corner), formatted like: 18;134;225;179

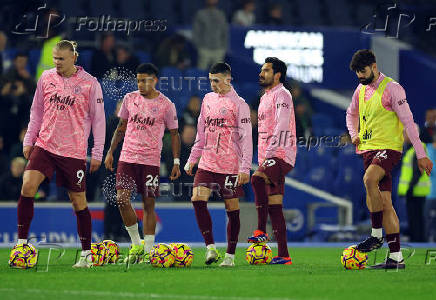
49;93;76;106
362;129;373;141
398;99;407;106
241;117;251;124
276;102;290;109
130;114;156;128
205;116;226;128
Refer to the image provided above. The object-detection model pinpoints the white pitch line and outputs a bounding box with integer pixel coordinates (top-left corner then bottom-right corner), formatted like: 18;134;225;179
0;288;297;300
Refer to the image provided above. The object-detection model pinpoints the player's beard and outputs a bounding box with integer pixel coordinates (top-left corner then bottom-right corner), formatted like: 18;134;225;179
259;76;273;88
359;70;375;85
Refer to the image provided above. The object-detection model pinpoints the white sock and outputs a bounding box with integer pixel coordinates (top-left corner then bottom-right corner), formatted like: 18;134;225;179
125;223;141;246
207;244;216;250
389;251;403;262
371;228;383;238
17;239;27;245
143;235;155;254
225;253;235;259
81;250;91;257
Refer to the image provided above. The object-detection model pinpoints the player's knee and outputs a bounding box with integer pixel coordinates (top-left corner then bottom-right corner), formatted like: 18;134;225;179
363;173;378;189
225;199;239;211
21;179;38;197
191;193;200;202
251;174;265;186
383;201;394;211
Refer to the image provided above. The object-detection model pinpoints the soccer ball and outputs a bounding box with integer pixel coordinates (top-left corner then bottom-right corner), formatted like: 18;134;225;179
102;240;120;264
170;243;194;267
341;245;368;270
90;242;108;266
150;243;175;268
246;243;273;265
9;243;38;269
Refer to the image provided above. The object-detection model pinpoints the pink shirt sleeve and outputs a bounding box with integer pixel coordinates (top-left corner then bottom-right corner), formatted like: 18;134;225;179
118;95;129;120
89;80;106;161
264;91;292;158
188;101;206;164
237;101;252;174
164;103;178;130
23;72;45;146
388;83;427;159
346;87;360;140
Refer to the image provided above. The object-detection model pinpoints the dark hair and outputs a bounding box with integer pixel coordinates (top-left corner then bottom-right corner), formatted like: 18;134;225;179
136;63;159;76
265;57;287;83
209;62;231;75
350;49;376;72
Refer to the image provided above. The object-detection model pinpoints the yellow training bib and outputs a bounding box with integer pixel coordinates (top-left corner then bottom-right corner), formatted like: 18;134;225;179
358;77;404;152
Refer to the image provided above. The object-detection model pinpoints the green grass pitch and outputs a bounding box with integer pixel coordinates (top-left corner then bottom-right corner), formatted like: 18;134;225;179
1;247;436;300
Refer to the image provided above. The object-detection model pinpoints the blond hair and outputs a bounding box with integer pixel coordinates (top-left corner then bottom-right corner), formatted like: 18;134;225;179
55;40;79;57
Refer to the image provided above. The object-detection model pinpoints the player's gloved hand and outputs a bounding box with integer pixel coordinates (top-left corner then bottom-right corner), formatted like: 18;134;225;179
418;157;433;176
184;162;195;176
170;164;181;180
104;153;114;172
90;158;101;173
23;145;33;160
351;136;360;146
237;172;250;186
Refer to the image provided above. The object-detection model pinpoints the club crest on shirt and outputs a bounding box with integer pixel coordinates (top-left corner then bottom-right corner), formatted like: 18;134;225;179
151;106;159;114
220;107;227;115
73;86;81;94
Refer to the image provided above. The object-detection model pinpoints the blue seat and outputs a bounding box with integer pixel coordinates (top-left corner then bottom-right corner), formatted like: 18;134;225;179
77;49;93;72
120;0;147;19
181;0;203;25
295;0;325;26
89;0;115;16
290;148;308;181
59;0;86;16
238;82;259;105
173;95;190;117
311;113;334;136
303;165;333;192
135;51;151;64
150;0;178;25
28;49;41;77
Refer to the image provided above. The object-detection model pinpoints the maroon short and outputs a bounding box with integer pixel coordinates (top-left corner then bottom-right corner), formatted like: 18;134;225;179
362;149;402;192
193;168;244;200
116;161;160;197
258;157;293;195
25;146;86;192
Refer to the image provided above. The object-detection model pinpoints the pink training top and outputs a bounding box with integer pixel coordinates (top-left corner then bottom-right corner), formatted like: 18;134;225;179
257;83;297;167
24;67;106;161
346;73;427;159
188;87;253;175
118;90;178;167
